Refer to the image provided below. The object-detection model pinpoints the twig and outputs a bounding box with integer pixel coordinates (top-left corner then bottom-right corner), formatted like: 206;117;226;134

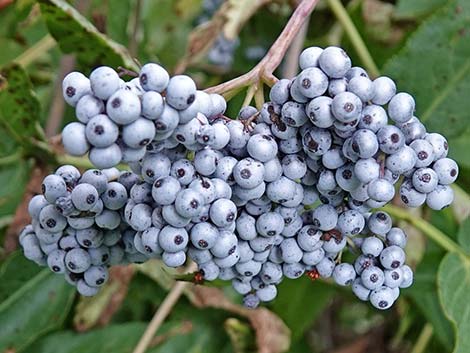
205;0;320;96
282;14;310;79
13;35;56;67
326;0;380;78
45;55;76;137
149;321;193;347
132;262;198;353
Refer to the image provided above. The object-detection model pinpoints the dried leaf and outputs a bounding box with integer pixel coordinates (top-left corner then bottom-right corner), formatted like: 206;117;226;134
74;266;134;331
224;318;257;353
363;0;405;44
223;0;270;40
176;0;271;72
191;286;290;353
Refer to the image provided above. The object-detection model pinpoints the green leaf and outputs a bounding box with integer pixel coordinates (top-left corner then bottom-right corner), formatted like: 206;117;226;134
0;251;42;302
0;270;75;352
141;0;197;67
38;0;138;70
438;253;470;353
26;318;230;353
0;162;31;217
457;218;470;253
409;291;454;349
0;63;43;152
406;241;454;349
395;0;448;19
106;0;132;45
22;322;147;353
384;0;470;139
149;317;231;353
271;278;334;341
449;133;470;169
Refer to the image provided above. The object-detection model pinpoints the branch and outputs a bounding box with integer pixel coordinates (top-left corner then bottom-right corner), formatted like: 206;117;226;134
282;14;310;79
205;0;319;96
132;262;198;353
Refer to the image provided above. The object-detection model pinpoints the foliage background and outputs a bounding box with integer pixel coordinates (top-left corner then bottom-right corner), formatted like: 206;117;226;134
0;0;469;352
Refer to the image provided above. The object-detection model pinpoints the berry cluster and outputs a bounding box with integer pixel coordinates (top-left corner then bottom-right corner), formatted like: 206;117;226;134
20;166;145;295
20;45;459;311
61;64;225;168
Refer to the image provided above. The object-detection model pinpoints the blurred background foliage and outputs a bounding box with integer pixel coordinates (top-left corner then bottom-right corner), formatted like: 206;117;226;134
0;0;469;352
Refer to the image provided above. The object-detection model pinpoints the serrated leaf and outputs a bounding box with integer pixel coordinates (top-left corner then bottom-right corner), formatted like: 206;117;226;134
394;0;448;19
272;278;334;341
438;253;470;353
0;63;43;152
457;218;470;253
38;0;138;70
384;0;470;139
0;270;75;352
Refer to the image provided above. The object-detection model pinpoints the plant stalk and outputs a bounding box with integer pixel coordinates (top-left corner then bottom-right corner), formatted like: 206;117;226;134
384;205;467;258
326;0;380;78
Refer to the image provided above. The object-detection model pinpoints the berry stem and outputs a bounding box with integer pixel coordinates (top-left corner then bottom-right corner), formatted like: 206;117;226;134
205;0;320;97
254;82;265;110
326;0;380;78
242;84;257;107
383;204;468;258
132;262;198;353
117;66;139;78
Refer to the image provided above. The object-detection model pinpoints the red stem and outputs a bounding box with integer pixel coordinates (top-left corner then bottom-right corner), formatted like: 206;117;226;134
205;0;319;95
